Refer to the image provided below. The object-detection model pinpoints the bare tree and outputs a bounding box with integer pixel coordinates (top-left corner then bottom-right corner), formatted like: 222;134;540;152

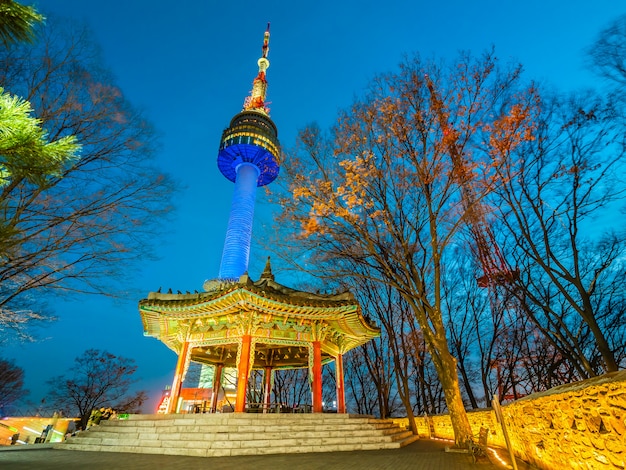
587;15;626;88
273;51;538;445
46;349;146;430
344;344;386;416
407;328;446;415
0;17;175;332
0;357;27;413
495;90;626;376
272;368;310;409
441;254;485;408
351;278;419;429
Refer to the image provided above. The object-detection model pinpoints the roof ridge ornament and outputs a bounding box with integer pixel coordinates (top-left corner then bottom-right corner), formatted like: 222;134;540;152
260;256;274;281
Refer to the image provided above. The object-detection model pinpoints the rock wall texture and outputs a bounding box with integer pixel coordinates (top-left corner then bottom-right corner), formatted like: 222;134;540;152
394;371;626;469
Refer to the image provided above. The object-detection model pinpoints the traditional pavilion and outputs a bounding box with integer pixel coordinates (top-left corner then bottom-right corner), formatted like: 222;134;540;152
139;25;379;414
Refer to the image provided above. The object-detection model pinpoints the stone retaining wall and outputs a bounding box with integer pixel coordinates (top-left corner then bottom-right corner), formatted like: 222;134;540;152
394;371;626;469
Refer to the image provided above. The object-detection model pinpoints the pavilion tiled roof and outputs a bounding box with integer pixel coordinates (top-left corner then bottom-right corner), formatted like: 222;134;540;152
139;268;379;362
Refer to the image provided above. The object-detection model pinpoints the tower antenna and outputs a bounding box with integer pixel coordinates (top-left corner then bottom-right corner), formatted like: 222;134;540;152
244;22;272;113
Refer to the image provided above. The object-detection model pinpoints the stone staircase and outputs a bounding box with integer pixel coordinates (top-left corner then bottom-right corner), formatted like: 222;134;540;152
56;413;419;457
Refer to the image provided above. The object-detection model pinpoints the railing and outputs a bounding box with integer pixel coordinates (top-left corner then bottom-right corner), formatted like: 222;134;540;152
187;403;313;414
244;403;312;414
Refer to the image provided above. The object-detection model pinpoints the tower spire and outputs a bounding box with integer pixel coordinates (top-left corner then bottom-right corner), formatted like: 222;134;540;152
244;23;271;114
214;24;281;282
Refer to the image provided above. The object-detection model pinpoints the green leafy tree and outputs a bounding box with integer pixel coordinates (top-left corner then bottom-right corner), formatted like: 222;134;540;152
46;349;147;430
0;87;79;255
0;0;43;46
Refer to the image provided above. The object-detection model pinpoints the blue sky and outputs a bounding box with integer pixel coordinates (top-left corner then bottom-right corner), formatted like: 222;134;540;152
4;0;624;413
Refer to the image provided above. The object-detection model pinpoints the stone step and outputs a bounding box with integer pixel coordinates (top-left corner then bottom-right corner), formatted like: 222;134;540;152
97;416;396;424
103;415;388;427
75;429;410;442
119;413;376;421
89;423;398;437
68;428;409;448
56;414;417;457
59;438;416;458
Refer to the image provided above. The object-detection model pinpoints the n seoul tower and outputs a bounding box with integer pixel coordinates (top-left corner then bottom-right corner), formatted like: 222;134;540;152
216;24;280;280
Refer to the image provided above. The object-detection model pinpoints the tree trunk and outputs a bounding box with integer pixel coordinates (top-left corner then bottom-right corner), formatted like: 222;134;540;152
457;355;479;409
581;297;618;372
429;344;473;446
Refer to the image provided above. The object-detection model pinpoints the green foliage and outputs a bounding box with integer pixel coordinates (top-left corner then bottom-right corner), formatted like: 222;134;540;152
0;0;44;46
0;87;79;261
0;87;79;188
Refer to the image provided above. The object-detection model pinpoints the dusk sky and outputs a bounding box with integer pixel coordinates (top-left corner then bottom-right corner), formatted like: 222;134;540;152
4;0;624;413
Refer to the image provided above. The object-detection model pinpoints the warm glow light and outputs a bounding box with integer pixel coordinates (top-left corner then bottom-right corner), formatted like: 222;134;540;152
488;447;511;467
23;426;42;434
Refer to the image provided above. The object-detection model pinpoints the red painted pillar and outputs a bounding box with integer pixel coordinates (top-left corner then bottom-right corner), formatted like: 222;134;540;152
210;363;224;413
263;366;273;413
235;335;252;412
312;341;323;413
168;341;190;413
335;354;346;413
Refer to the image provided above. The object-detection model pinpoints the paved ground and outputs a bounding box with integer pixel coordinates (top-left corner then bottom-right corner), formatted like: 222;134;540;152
0;439;537;470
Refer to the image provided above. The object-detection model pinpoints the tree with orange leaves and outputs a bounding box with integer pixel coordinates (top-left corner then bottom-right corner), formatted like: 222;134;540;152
273;51;538;445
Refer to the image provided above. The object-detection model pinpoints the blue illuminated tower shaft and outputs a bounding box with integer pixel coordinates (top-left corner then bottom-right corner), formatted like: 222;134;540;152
218;163;260;279
216;25;280;280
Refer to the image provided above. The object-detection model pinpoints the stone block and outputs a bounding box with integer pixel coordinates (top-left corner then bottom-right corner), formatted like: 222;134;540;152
585;414;603;433
604;436;624;454
155;432;181;440
606;448;625;468
164;447;208;457
210;440;241;449
609;414;626;435
133;421;156;427
227;432;256;441
206;448;232;457
231;447;272;456
128;446;165;455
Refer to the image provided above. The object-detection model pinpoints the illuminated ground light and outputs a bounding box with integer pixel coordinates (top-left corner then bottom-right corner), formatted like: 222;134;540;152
50;429;65;443
434;437;512;468
488;447;513;468
431;436;455;443
22;426;42;435
20;426;65;443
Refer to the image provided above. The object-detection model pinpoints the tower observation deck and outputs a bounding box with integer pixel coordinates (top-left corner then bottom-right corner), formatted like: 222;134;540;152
217;24;280;281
